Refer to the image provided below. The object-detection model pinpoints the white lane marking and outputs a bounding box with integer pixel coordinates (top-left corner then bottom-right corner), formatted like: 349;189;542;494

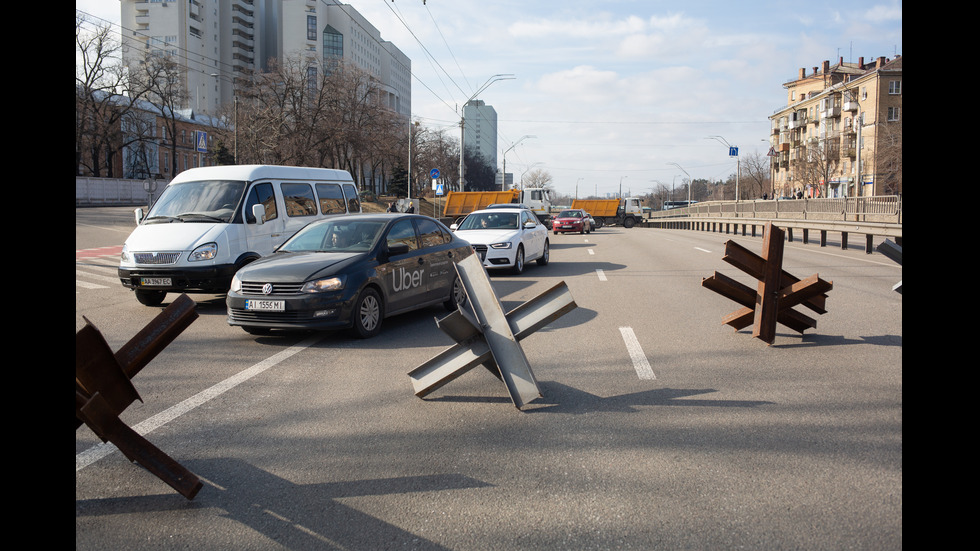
620;327;656;380
596;269;607;281
695;247;712;253
76;280;107;289
76;269;121;284
76;334;323;471
588;249;595;255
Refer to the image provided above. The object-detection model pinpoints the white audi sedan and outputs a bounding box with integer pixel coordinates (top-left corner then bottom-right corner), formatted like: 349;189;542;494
452;207;549;274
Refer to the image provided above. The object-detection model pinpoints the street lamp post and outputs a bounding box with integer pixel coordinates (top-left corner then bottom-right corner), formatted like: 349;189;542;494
667;163;691;205
459;74;515;192
707;135;739;202
501;134;535;191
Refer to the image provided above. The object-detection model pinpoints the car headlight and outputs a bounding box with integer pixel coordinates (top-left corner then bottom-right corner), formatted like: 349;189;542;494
120;244;131;263
490;242;512;249
230;272;242;293
302;275;346;293
189;242;218;262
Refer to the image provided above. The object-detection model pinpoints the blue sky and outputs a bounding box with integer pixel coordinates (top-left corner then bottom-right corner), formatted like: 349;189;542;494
76;0;902;197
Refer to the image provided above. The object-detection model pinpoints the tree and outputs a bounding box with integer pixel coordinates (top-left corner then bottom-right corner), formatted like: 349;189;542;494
76;15;150;177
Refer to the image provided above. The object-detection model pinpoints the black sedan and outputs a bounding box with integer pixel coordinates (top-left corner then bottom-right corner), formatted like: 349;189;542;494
227;214;472;338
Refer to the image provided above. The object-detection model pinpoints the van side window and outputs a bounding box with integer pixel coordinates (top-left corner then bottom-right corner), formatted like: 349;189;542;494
343;183;360;213
281;183;317;216
244;182;278;223
386;219;419;251
316;183;346;214
417;218;450;247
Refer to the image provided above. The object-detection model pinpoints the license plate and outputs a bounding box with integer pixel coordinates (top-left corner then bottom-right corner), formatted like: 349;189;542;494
561;225;574;229
245;299;285;312
140;277;171;286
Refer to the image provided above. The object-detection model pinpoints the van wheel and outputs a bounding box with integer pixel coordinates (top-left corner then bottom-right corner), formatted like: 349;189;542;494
351;288;383;338
444;276;467;311
135;289;166;306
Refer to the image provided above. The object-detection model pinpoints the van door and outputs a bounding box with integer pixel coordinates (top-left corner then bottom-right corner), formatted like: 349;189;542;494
243;182;285;255
279;182;319;241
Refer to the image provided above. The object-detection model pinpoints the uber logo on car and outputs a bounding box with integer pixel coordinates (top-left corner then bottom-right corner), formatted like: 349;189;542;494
393;267;424;292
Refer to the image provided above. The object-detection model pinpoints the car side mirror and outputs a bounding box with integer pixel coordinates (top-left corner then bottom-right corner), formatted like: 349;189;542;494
134;207;144;224
387;243;410;257
251;203;266;224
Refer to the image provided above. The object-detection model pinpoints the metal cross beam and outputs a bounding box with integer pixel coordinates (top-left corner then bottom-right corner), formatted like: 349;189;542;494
701;222;833;345
408;253;577;409
76;294;204;499
876;239;902;294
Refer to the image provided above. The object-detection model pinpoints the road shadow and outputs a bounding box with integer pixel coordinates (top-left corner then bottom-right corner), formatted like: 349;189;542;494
77;457;491;550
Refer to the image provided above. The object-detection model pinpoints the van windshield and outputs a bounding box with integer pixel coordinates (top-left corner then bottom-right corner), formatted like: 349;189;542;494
144;180;247;223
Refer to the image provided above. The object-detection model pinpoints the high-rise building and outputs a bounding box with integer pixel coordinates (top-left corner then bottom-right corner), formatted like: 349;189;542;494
462;99;497;168
120;0;410;118
769;55;902;198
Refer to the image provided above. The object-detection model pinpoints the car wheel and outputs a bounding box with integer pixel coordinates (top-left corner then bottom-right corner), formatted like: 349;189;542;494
135;289;166;306
624;217;636;228
444;275;467;311
350;287;383;338
536;239;550;266
511;245;525;275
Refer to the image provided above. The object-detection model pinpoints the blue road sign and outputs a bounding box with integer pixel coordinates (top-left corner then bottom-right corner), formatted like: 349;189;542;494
430;168;440;179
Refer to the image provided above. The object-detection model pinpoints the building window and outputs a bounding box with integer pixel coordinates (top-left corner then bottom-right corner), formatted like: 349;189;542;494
888;80;901;95
307;15;316;41
887;107;900;121
323;25;343;61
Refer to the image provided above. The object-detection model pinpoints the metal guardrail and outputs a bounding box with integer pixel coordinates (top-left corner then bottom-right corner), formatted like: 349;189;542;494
648;195;901;224
643;196;902;254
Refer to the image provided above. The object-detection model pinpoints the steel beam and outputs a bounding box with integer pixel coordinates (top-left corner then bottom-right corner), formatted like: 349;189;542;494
408;254;577;409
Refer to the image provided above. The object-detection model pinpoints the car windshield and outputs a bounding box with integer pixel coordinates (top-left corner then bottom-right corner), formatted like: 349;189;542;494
280;220;386;253
144;180;246;223
557;210;581;218
457;212;519;230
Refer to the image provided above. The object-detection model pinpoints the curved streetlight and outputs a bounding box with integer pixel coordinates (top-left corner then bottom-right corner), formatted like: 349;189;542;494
707;135;739;202
501;134;536;191
667;162;691;205
459;74;515;191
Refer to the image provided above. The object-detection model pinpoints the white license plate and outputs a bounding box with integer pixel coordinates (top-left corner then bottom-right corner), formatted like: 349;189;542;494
561;225;574;229
245;299;285;312
140;277;171;286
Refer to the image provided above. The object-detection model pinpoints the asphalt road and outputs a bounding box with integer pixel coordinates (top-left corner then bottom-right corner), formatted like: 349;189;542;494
76;207;902;550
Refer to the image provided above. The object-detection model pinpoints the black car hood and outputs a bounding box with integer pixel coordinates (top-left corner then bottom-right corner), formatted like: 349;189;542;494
239;251;362;282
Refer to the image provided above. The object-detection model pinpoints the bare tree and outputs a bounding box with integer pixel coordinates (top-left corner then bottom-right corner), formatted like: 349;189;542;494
76;15;149;177
740;152;771;199
875;122;902;195
131;53;188;176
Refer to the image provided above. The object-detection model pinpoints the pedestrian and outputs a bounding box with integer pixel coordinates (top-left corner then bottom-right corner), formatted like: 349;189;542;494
406;201;415;213
386;202;396;213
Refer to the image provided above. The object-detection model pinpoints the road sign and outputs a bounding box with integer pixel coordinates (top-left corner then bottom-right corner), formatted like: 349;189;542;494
767;147;777;157
436;183;444;196
729;146;739;157
196;131;208;153
430;168;440;179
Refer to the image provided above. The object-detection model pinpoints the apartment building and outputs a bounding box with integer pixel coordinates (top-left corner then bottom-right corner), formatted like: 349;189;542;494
120;0;410;119
769;55;902;198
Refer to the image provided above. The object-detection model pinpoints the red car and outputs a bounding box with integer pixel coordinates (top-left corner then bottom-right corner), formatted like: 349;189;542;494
552;209;592;234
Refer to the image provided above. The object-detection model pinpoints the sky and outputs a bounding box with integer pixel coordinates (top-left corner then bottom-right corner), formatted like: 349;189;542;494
76;0;902;198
